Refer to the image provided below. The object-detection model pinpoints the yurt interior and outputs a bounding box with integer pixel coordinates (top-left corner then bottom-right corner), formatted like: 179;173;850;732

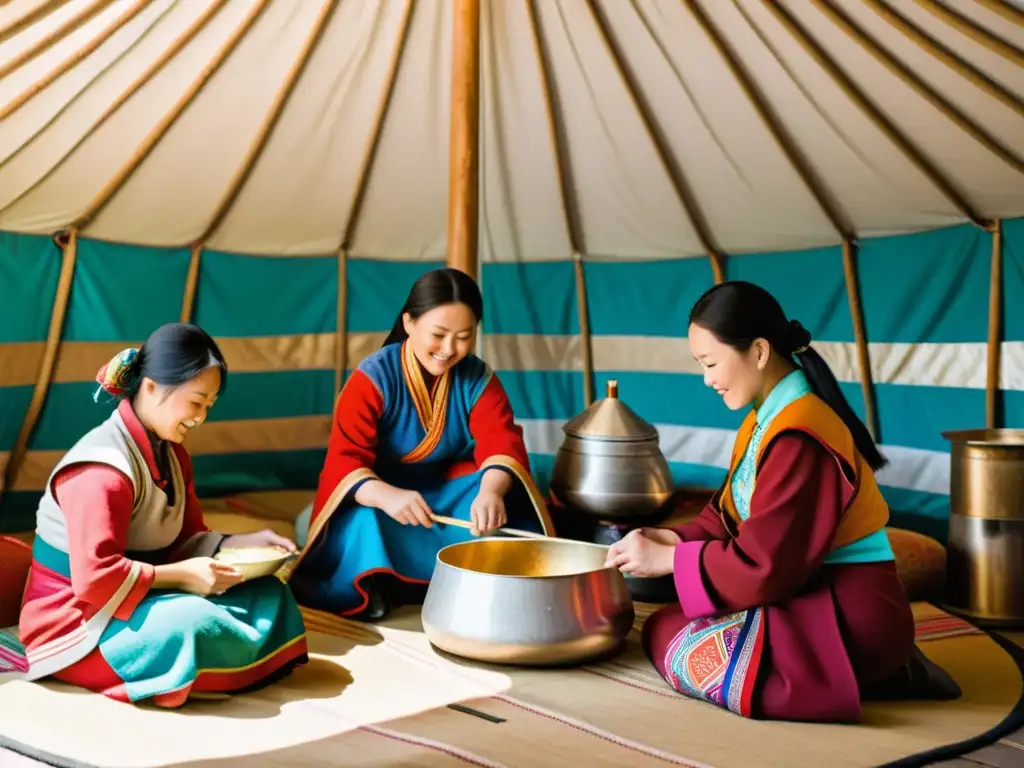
1;0;1024;765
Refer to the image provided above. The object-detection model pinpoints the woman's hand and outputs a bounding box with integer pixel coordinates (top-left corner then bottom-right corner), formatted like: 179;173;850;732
603;528;679;578
222;528;298;553
469;490;506;536
377;485;434;528
170;557;244;596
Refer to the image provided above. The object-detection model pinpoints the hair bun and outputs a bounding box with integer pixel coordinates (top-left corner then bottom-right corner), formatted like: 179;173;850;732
787;320;812;355
94;347;140;402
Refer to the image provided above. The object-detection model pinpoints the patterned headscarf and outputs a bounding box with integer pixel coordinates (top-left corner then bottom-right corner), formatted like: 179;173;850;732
93;347;140;402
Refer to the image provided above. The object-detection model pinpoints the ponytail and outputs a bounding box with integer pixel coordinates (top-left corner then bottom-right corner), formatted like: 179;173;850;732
382;314;408;348
794;346;887;471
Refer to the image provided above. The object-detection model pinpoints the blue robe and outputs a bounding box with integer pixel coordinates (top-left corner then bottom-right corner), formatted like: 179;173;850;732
285;341;553;616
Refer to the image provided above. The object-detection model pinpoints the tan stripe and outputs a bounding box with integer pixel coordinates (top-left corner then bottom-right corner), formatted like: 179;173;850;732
1;415;332;492
482;335;1024;391
0;333;389;387
182;414;331;456
5;333;1024;391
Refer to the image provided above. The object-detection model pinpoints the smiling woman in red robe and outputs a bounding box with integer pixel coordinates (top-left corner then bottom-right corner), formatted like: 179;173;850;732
605;281;960;722
285;268;553;622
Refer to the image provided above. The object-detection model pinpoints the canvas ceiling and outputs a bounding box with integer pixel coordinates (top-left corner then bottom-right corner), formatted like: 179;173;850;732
0;0;1022;262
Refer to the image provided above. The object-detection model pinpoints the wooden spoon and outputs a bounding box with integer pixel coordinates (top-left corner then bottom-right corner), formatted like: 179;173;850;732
429;513;585;544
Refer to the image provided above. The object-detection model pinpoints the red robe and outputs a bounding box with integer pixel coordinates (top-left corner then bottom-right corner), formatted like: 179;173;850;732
643;432;916;722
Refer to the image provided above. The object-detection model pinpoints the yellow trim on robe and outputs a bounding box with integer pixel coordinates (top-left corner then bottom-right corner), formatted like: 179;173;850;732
399;340;452;464
279;467;378;581
718;393;890;552
481;455;556;537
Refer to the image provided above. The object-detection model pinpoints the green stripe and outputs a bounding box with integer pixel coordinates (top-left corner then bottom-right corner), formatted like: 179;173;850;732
482;262;579;335
0;386;33;450
0;491;38;533
192;449;325;496
347;259;446;333
0;232;61;343
858;223;990;343
204;371;336;422
64;240;190;341
196;250;338;337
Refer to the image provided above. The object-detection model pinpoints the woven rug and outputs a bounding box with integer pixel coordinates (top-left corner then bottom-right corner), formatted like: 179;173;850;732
0;601;1019;768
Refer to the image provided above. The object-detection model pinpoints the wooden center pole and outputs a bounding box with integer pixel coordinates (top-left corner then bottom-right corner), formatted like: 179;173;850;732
447;0;480;280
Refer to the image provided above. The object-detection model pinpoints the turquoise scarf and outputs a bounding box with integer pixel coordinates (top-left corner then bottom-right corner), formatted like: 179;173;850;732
730;369;894;564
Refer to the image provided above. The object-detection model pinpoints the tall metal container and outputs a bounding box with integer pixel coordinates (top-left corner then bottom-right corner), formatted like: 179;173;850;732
942;428;1024;626
550;380;674;522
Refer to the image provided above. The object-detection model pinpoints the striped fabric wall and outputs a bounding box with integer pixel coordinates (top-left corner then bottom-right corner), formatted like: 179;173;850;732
484;220;1021;544
1005;218;1024;432
0;238;440;533
0;222;1020;539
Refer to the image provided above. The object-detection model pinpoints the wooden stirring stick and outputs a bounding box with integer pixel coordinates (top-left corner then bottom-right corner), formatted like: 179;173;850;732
429;513;567;542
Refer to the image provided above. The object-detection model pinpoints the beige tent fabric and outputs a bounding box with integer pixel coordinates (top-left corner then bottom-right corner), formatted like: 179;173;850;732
0;0;1021;260
0;602;1018;768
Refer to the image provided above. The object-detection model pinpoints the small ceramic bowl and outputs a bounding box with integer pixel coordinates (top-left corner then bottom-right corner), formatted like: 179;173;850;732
215;546;297;581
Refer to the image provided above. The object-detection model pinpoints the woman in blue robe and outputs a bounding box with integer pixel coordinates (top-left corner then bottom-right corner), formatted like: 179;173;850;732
285;268;554;620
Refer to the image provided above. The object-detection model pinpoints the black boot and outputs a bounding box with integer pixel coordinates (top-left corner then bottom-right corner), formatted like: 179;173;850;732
862;645;962;701
360;574;393;622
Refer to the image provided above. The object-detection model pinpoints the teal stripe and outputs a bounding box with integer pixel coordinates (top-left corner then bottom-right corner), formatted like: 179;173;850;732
1005;390;1024;430
875;383;983;452
28;383;115;451
192;449;325;496
0;386;33;450
0;232;61;343
195;251;338;337
64;240;190;342
481;262;578;335
204;371;336;422
884;488;951;544
726;245;855;342
347;259;445;333
583;258;712;337
1005;218;1024;341
32;535;70;577
858;223;990;343
499;371;582;422
27;372;337;451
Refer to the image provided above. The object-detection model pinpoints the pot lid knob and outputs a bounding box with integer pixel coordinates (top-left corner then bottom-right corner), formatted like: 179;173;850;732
562;379;659;442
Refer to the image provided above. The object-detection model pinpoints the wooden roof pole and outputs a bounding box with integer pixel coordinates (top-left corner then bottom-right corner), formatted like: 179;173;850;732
447;0;480;281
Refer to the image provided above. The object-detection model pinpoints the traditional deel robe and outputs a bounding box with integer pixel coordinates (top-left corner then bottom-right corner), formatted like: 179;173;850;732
4;400;308;707
642;369;916;722
285;340;554;617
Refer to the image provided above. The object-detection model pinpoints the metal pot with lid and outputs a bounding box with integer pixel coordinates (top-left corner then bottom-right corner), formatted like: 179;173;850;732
550;380;674;521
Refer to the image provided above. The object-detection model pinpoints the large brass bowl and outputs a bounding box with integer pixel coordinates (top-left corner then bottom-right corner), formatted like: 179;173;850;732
421;537;635;666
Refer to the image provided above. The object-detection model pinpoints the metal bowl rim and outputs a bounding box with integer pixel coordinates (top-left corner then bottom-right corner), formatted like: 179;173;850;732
433;536;614;581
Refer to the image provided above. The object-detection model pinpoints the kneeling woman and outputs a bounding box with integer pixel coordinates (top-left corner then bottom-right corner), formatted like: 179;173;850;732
11;324;308;707
605;281;958;722
287;267;554;620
